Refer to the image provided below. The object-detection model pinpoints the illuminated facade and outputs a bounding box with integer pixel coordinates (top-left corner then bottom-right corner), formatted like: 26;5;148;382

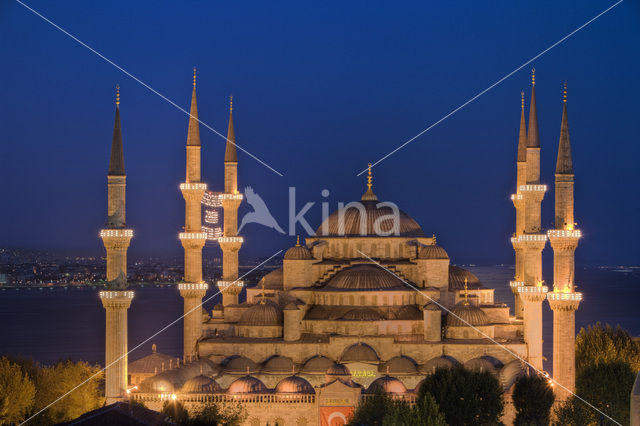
123;72;583;424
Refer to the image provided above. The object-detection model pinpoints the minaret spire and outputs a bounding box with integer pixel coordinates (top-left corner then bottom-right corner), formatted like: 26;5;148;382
108;85;125;176
517;91;527;163
527;68;540;149
224;96;237;163
186;67;200;148
556;83;573;175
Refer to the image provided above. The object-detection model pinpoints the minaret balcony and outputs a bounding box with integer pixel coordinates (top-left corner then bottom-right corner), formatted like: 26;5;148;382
180;183;208;191
517;284;548;303
100;229;134;238
178;283;209;291
519;184;547;193
100;290;134;309
510;234;547;251
220;193;244;201
179;232;208;240
216;280;244;288
100;290;135;299
218;236;244;243
509;281;524;293
548;291;582;311
547;229;581;239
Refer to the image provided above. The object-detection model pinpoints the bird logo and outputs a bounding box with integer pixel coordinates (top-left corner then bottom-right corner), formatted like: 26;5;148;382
238;186;285;234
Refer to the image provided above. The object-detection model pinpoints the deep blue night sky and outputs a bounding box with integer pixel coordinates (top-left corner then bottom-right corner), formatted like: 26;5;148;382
1;1;638;265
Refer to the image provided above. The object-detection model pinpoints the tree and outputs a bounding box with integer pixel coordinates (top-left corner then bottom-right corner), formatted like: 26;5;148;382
511;375;554;426
576;323;640;373
162;399;190;425
349;391;447;426
0;357;36;425
417;366;503;425
552;396;591;426
347;390;393;426
188;401;247;426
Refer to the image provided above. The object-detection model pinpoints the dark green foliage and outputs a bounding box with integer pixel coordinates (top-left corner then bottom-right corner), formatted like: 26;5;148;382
576;361;634;425
162;400;190;425
576;322;640;373
417;366;503;426
162;400;246;426
348;391;447;426
512;375;554;426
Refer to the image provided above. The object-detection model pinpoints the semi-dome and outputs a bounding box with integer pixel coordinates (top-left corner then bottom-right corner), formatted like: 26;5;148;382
316;200;424;237
418;245;449;259
341;343;379;362
381;356;418;375
446;303;489;327
326;265;405;290
396;305;423;320
326;363;351;377
301;356;334;374
304;305;329;320
366;376;407;394
223;356;259;374
238;301;282;326
419;356;456;374
284;239;313;260
340;307;385;321
449;266;484;290
262;356;294;374
275;376;315;394
227;376;268;394
181;375;221;393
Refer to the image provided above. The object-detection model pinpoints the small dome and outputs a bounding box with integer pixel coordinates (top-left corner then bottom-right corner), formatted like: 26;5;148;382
181;375;221;393
500;360;526;391
284;242;313;260
262;356;294;374
424;302;441;311
304;305;329;320
326;265;404;290
381;356;417;375
396;305;422;320
223;356;259;374
418;245;449;259
449;266;484;290
284;302;299;311
239;301;282;326
341;343;379;362
262;268;283;289
227;376;268;394
139;375;175;393
340;307;384;321
367;376;407;394
301;356;334;374
465;357;497;373
446;303;489;327
275;376;315;394
326;363;351;377
419;356;456;374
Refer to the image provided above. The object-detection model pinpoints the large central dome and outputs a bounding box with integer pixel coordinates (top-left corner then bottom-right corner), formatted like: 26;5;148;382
325;264;406;290
316;200;424;237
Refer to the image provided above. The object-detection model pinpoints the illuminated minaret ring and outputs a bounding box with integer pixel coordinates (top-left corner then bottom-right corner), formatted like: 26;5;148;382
179;68;208;358
217;96;244;306
99;85;134;404
547;83;582;400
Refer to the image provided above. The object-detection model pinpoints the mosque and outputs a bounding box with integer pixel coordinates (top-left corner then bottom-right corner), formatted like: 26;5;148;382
97;69;582;425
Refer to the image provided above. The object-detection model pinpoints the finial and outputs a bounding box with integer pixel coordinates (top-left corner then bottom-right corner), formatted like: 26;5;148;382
296;235;300;246
229;95;233;113
246;366;250;376
432;234;437;246
193;67;196;87
260;278;266;304
563;82;567;103
116;85;120;106
521;91;524;109
531;68;536;86
463;278;469;305
386;365;390;376
367;163;373;191
152;343;157;353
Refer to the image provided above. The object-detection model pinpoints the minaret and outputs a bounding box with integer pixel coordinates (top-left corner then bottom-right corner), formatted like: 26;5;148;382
178;69;209;358
547;83;582;400
216;97;244;306
510;92;528;318
513;69;548;371
99;86;134;404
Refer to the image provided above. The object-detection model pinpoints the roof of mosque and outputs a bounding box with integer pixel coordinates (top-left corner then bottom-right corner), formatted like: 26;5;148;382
366;376;407;394
340;307;385;321
315;200;424;237
419;356;457;374
275;376;315;394
301;356;335;374
261;268;283;289
341;343;379;363
223;356;259;374
448;265;485;290
262;356;294;374
284;240;313;260
238;301;282;326
128;344;175;374
381;356;418;375
227;376;267;394
326;363;351;377
325;265;406;291
418;245;449;259
446;303;490;327
464;357;498;374
181;375;221;393
395;305;423;320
